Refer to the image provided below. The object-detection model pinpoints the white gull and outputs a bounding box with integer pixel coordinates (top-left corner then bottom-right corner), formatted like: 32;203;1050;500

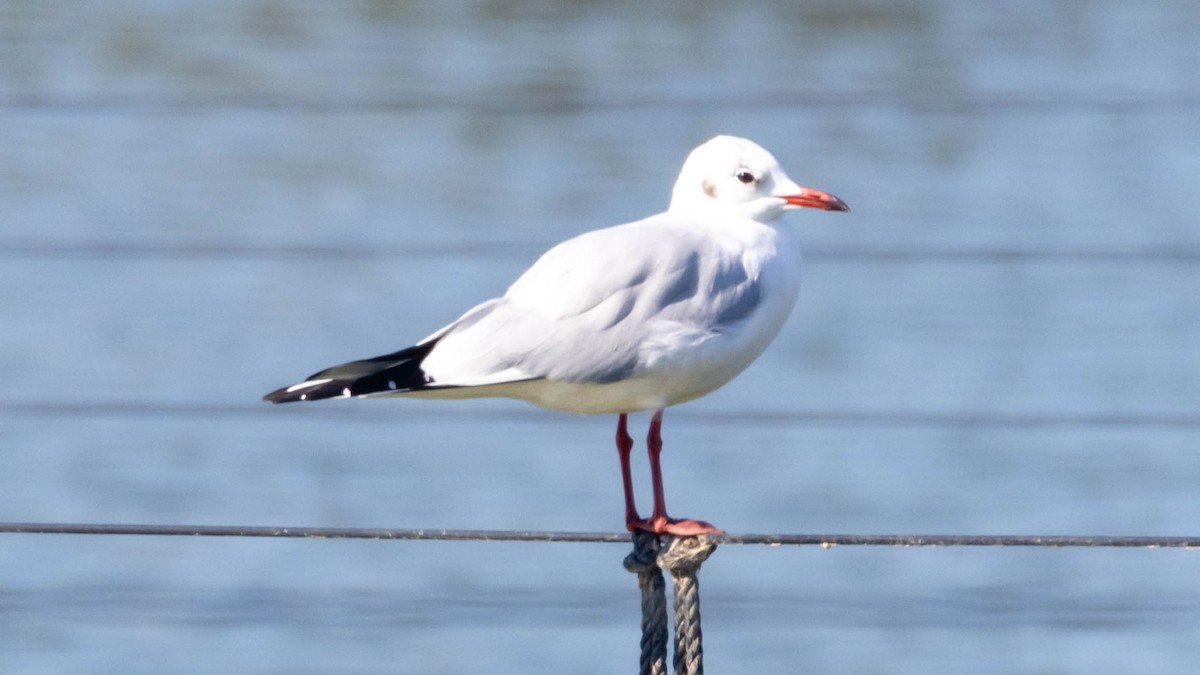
264;135;848;535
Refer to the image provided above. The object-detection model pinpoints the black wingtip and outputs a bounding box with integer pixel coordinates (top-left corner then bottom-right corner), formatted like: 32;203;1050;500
261;381;326;404
261;379;354;404
262;387;301;404
262;341;440;405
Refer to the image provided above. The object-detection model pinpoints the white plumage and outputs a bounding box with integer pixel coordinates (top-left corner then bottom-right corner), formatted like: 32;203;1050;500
265;135;848;534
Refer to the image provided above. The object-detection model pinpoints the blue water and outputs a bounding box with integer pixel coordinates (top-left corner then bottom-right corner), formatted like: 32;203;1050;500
2;2;1199;673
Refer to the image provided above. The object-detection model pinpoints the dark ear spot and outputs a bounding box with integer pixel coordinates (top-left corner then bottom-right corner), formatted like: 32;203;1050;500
702;180;717;198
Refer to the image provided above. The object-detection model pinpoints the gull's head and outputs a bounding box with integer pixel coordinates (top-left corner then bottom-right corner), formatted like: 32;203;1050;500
669;135;848;223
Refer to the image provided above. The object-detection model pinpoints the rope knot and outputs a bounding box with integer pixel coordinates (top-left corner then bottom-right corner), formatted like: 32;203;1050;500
656;535;718;576
623;530;664;574
625;533;718;675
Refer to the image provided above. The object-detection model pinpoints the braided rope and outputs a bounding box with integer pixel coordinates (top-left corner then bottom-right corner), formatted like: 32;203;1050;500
624;531;668;675
658;535;718;675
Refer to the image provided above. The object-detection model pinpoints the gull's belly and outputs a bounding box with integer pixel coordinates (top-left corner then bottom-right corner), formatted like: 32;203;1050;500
515;268;798;414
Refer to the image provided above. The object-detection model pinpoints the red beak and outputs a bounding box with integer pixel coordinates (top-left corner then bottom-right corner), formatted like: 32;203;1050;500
783;188;849;212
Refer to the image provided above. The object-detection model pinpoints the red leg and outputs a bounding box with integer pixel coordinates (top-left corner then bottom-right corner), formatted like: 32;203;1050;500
637;409;723;536
616;413;643;530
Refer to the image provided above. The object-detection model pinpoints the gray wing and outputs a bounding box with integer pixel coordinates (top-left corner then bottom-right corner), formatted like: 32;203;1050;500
418;216;762;387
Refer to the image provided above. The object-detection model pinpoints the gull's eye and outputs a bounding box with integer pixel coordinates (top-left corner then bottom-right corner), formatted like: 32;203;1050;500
735;170;756;185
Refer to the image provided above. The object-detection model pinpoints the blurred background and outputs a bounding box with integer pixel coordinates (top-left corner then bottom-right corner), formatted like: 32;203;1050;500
2;1;1198;673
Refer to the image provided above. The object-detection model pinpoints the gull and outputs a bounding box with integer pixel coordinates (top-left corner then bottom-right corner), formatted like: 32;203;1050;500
264;135;848;535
